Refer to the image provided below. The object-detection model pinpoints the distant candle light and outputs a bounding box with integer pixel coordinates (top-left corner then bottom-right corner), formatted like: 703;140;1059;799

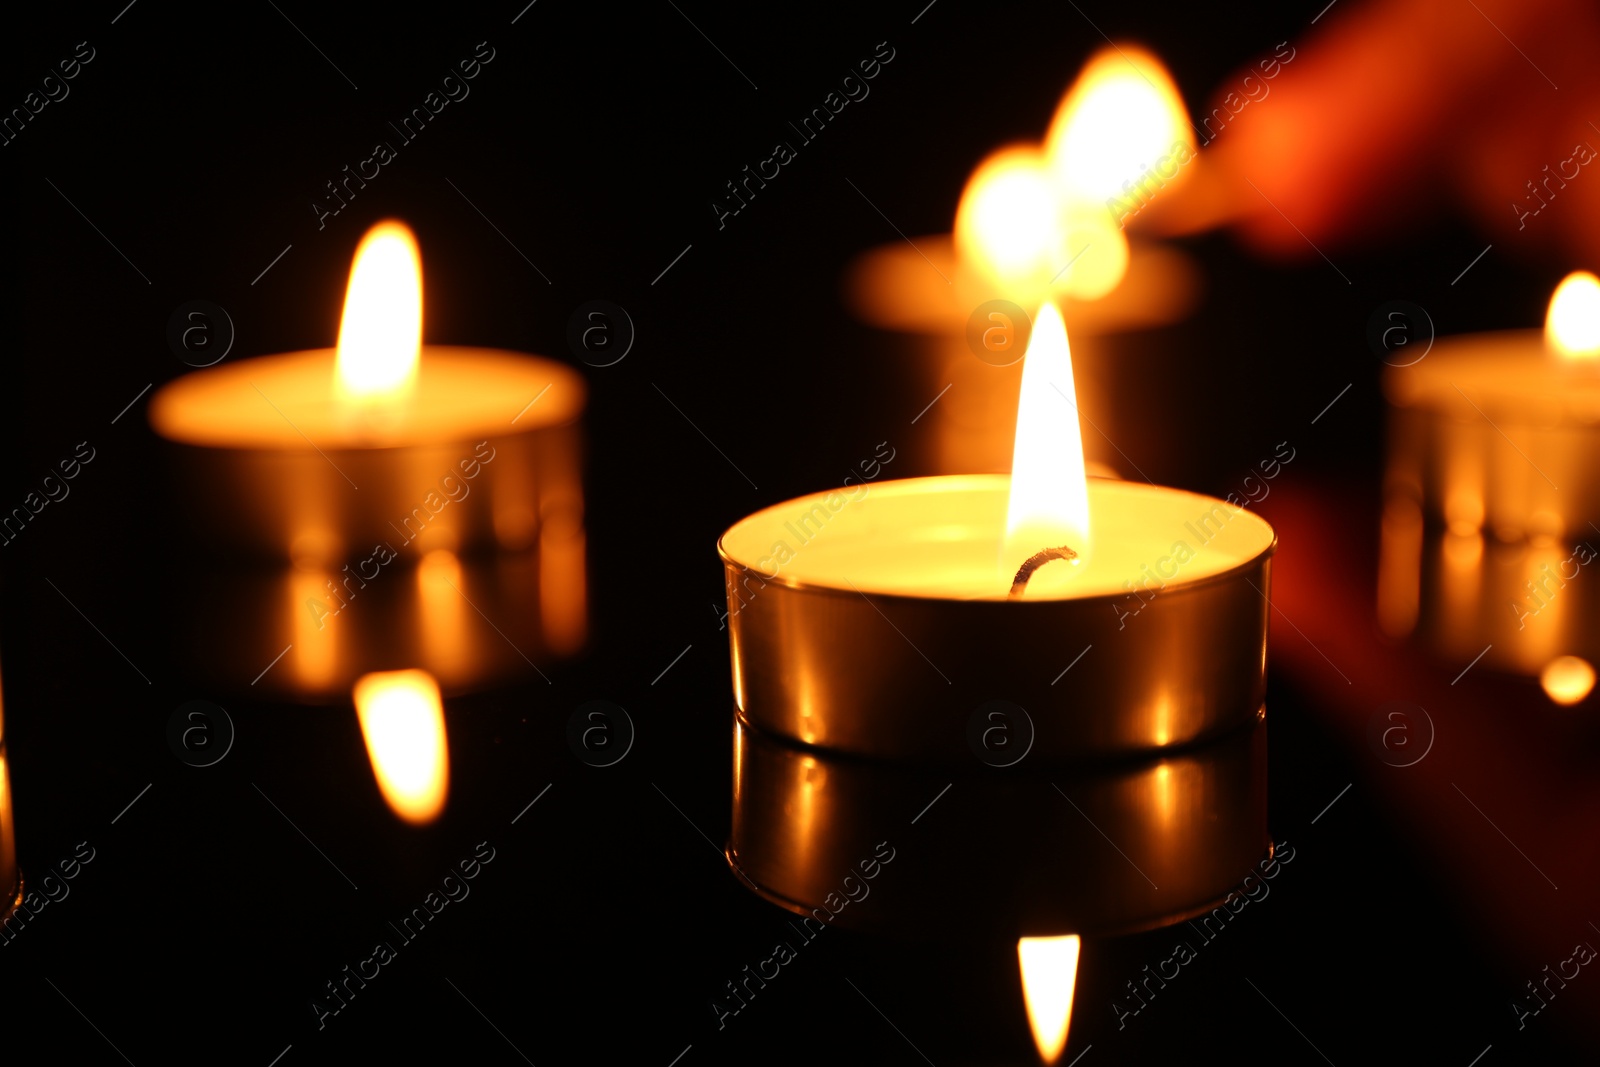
1546;271;1600;360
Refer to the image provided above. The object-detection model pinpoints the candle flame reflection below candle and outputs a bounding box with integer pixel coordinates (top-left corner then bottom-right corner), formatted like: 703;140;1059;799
336;220;424;401
1541;655;1595;705
353;669;449;825
1546;271;1600;360
1003;302;1091;594
1018;934;1081;1064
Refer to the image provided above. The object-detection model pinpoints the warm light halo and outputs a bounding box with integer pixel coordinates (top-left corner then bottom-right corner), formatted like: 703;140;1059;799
1045;44;1195;210
353;668;449;824
954;144;1068;300
336;220;424;399
1540;655;1595;705
1019;934;1081;1064
1003;301;1091;592
1546;271;1600;360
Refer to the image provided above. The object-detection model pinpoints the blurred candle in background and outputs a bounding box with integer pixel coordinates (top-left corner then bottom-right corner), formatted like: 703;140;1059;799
1381;271;1600;696
153;221;588;700
845;44;1202;477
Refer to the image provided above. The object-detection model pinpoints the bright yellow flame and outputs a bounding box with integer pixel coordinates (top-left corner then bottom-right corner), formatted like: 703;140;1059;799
336;220;423;399
1045;45;1195;210
1540;655;1595;705
955;145;1066;300
1004;302;1091;593
1019;935;1081;1064
1546;271;1600;359
353;669;449;824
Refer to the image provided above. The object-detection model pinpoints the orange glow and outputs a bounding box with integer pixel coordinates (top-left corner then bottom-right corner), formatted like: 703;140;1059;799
1045;45;1195;211
1540;655;1595;705
353;669;449;825
1019;934;1081;1064
291;566;339;689
1545;271;1600;360
955;145;1066;300
336;221;423;400
417;550;471;678
1004;302;1091;592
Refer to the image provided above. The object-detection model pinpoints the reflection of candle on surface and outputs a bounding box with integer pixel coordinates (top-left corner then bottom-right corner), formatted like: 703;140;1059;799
355;669;449;825
1019;935;1081;1065
0;693;18;922
1541;655;1596;705
719;304;1274;757
1381;272;1600;682
149;219;585;564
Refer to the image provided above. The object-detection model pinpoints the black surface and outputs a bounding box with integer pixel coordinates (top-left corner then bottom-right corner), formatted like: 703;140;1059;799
0;2;1585;1063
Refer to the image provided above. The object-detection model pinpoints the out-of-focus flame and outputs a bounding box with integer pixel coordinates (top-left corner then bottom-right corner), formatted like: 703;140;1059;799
353;668;449;825
1546;271;1600;360
1019;934;1081;1065
955;145;1066;299
417;549;471;678
953;145;1128;302
1540;655;1595;705
336;220;423;400
1004;302;1090;594
1045;45;1195;211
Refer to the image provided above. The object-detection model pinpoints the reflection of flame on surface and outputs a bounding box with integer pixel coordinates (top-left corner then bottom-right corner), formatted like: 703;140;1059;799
1376;497;1423;638
1045;45;1194;210
291;567;339;689
354;669;449;825
417;550;471;678
1546;271;1600;360
1019;934;1081;1064
1004;303;1091;594
1541;655;1595;705
336;220;423;400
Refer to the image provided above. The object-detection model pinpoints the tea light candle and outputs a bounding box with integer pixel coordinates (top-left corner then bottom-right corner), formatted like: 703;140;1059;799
1381;272;1600;680
718;304;1275;762
149;221;585;565
1384;272;1600;544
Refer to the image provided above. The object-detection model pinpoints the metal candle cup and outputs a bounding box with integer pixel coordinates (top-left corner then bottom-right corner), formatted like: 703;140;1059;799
150;343;587;697
718;475;1275;763
149;346;585;565
1381;284;1600;676
1383;329;1600;543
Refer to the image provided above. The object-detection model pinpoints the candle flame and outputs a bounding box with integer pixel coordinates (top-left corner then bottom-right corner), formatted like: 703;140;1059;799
1541;655;1595;705
1004;302;1091;591
955;145;1065;300
1018;934;1081;1064
1545;271;1600;360
353;668;449;825
1045;45;1194;210
336;220;423;400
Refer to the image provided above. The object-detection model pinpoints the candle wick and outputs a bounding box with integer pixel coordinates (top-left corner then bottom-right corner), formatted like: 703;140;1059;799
1008;545;1079;599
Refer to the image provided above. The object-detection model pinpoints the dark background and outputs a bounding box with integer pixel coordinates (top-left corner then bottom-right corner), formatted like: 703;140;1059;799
0;1;1586;1064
